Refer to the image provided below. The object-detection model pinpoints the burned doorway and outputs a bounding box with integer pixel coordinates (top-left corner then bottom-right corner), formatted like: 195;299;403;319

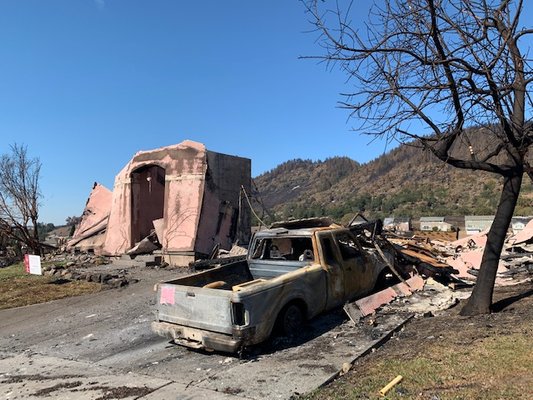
130;165;165;246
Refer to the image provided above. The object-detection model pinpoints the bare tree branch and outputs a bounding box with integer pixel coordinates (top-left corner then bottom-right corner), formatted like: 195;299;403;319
304;0;532;315
0;144;42;254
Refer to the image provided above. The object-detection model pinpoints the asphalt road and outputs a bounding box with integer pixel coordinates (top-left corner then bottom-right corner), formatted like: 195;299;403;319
0;267;412;400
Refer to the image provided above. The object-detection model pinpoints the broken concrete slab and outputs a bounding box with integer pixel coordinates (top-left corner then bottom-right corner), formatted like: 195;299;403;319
405;274;425;291
394;281;413;296
228;244;248;257
190;314;411;400
152;218;164;245
0;352;173;400
350;287;398;319
445;255;474;279
126;235;159;256
446;250;508;280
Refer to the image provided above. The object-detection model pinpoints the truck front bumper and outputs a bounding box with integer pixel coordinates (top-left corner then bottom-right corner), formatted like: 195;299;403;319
152;321;254;353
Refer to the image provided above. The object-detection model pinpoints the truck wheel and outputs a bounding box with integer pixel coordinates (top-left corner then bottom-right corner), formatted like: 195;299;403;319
277;303;304;336
375;267;399;291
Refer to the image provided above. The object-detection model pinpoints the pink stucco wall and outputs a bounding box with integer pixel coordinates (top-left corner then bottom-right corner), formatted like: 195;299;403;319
194;188;233;255
68;182;112;249
103;140;207;255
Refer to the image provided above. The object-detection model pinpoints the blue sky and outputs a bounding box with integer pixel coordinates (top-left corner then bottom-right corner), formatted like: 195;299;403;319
0;1;531;225
0;0;391;225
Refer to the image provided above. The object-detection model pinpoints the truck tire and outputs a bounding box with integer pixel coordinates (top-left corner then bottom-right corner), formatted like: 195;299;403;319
277;303;304;336
375;267;399;291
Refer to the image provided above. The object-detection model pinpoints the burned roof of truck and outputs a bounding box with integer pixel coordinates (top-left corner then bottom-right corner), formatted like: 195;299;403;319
269;217;338;230
254;218;344;238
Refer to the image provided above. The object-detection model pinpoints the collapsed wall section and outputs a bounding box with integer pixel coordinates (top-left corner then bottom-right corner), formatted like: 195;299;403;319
67;182;113;253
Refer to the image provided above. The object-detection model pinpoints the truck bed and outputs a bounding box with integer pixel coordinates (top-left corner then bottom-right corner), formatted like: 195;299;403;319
154;259;314;340
165;260;253;290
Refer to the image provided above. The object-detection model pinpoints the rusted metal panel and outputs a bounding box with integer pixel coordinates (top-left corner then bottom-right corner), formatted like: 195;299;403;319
353;287;398;317
345;274;427;321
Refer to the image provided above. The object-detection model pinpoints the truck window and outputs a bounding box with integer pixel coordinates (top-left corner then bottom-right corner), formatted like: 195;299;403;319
251;237;313;261
321;237;340;266
335;232;360;261
251;238;266;259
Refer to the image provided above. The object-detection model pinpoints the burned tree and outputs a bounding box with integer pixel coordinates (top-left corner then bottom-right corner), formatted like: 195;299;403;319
0;144;42;254
305;0;533;315
66;215;82;236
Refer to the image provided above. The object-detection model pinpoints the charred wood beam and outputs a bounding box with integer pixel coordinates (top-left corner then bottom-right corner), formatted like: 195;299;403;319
190;255;247;271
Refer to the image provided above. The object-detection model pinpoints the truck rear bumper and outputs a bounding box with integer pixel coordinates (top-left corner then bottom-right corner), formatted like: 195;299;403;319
152;321;249;353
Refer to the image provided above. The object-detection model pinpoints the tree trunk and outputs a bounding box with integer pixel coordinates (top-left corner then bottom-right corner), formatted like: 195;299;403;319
460;171;523;316
31;216;41;255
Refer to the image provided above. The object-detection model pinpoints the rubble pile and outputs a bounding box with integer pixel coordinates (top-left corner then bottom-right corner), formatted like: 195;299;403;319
41;252;137;288
190;244;248;271
380;277;471;316
387;219;533;287
41;264;133;288
342;215;531;322
42;252;111;267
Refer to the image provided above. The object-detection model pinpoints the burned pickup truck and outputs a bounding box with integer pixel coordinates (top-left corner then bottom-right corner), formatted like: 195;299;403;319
152;218;393;353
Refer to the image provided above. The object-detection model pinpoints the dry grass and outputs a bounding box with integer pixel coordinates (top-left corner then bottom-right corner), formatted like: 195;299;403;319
303;284;533;400
0;263;102;310
314;334;532;399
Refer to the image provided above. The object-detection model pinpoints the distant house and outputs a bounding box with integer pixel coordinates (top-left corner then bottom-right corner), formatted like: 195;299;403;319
383;217;412;232
511;217;533;234
419;216;454;232
465;215;494;235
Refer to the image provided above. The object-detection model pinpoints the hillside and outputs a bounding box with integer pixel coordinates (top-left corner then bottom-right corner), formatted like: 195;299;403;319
254;132;533;224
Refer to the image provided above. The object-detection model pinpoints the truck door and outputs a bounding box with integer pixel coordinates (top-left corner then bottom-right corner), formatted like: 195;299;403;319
316;232;345;309
333;231;371;301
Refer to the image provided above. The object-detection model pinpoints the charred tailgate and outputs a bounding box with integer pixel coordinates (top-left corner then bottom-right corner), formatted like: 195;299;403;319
156;283;234;334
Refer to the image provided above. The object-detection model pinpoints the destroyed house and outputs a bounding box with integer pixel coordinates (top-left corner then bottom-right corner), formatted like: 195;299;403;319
419;217;454;232
383;217;411;232
465;215;494;235
68;140;251;266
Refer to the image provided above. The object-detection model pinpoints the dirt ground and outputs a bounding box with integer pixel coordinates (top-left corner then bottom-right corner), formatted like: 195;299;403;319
303;281;533;400
1;255;531;399
3;264;410;399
